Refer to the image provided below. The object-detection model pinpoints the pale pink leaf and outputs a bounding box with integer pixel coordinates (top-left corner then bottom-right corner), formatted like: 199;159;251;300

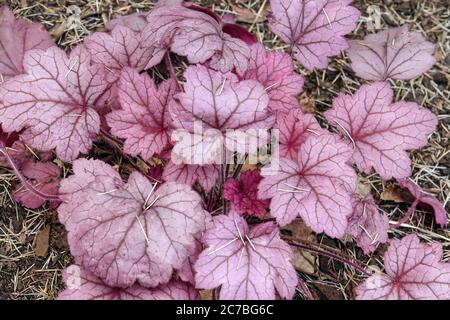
194;211;297;300
277;108;327;162
347;195;389;254
12;159;60;209
258;135;356;238
58;265;199;300
170;65;273;164
58;159;210;288
162;160;219;192
325;82;437;180
0;46;108;162
106;13;148;33
398;179;447;228
268;0;360;70
347;26;436;81
242;43;304;113
143;4;249;73
0;6;54;81
356;234;450;300
106;68;177;160
223;170;270;218
178;237;202;286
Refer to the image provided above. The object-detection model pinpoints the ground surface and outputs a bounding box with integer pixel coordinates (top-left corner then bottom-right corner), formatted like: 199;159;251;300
0;0;448;300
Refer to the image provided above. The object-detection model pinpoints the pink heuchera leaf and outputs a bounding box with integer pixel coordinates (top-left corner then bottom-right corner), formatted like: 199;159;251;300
13;159;60;209
162;161;219;192
194;211;297;300
223;170;270;218
242;43;304;113
277;109;327;162
105;12;148;33
347;195;389;254
0;6;54;81
0;46;108;162
325;82;438;180
58;159;210;288
178;236;202;286
356;234;450;300
258;135;356;238
171;65;273;164
58;265;199;300
398;179;447;228
268;0;360;70
347;26;436;81
143;3;250;73
85;25;163;78
106;68;177;160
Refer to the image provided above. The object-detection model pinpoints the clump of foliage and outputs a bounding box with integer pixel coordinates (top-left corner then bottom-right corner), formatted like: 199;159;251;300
0;0;447;300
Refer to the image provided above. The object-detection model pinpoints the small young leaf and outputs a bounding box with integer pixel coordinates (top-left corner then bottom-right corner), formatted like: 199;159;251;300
325;82;437;180
223;169;270;218
195;211;297;300
347;195;389;254
162;161;219;192
0;46;108;162
58;159;210;288
258;135;356;237
106;68;177;160
268;0;360;70
347;26;436;81
356;235;450;300
58;265;199;300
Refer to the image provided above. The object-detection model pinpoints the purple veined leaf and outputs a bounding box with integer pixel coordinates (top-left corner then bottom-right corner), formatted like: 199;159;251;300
258;135;356;238
58;265;199;300
12;159;61;209
0;46;108;162
223;169;270;219
398;178;447;228
105;12;148;33
276;108;327;162
0;6;54;82
85;25;163;78
242;43;304;113
325;82;438;180
178;236;203;286
143;3;250;73
347;26;436;81
170;65;273;165
356;234;450;300
161;160;219;192
194;211;297;300
347;195;389;254
58;159;210;288
106;68;178;160
268;0;360;70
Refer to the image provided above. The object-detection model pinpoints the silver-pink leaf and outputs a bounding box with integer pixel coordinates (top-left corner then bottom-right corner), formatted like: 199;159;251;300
58;265;199;300
325;82;438;180
356;235;450;300
347;26;436;81
268;0;360;70
58;159;210;288
194;211;297;300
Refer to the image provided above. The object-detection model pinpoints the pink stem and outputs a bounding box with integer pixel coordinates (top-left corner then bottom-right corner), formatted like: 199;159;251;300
297;277;314;300
0;145;60;201
286;239;372;277
391;199;420;229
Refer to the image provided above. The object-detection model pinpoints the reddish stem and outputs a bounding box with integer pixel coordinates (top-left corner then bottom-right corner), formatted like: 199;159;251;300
286;239;372;277
391;199;420;229
0;145;60;201
164;53;180;89
297;277;314;300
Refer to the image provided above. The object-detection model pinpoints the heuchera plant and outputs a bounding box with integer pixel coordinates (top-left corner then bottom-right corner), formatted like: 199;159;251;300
0;0;448;300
